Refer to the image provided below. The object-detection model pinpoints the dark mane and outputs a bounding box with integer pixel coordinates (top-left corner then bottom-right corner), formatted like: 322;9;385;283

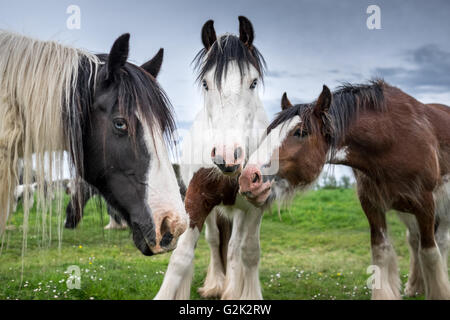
63;54;97;181
267;79;387;151
192;34;266;89
65;54;176;179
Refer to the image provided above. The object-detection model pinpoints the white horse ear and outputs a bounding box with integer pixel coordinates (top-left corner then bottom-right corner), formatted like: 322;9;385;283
108;33;130;81
201;20;217;50
141;48;164;78
281;92;293;110
238;16;254;47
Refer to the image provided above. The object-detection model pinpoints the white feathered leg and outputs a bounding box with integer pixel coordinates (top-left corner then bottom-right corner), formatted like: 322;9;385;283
238;207;263;300
154;227;199;300
434;179;450;271
419;180;450;300
418;245;450;299
397;212;425;296
222;209;245;299
198;209;226;298
222;208;263;300
104;215;127;230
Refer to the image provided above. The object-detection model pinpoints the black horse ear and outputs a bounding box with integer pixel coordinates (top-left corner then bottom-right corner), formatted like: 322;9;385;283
314;85;332;117
201;20;217;50
108;33;130;81
281;92;293;110
141;48;164;78
238;16;254;47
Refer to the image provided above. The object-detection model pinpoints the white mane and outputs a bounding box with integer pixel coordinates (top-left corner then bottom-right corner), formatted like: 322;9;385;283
0;30;100;243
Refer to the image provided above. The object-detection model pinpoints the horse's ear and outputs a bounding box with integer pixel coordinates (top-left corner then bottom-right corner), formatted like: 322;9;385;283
238;16;254;47
281;92;293;110
314;85;332;117
108;33;130;81
201;20;217;50
141;48;164;78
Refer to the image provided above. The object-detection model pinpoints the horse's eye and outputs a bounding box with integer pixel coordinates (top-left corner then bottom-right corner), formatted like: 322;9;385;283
113;118;128;132
249;79;258;89
202;79;208;91
293;128;308;138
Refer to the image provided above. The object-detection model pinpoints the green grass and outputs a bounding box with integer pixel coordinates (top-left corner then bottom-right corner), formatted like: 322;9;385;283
0;188;444;300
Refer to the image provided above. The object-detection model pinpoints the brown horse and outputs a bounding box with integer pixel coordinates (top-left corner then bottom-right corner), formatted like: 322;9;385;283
239;80;450;299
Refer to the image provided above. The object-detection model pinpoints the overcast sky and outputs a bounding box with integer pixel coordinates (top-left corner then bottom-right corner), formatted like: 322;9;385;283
1;0;449;182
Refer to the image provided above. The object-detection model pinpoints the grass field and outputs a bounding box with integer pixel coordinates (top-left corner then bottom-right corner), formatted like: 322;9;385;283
0;188;444;300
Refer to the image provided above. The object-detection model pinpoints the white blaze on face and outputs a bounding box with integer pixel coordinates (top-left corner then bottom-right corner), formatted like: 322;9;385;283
247;115;301;175
203;62;262;163
141;117;188;252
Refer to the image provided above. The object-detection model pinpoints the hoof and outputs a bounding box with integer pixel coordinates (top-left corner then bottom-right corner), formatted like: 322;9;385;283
198;284;223;299
404;281;424;297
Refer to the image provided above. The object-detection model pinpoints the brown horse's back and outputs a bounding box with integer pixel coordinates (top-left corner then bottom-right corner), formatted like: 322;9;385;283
425;103;450;176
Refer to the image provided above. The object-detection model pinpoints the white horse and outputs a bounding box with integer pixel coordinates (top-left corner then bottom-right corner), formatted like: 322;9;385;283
12;183;37;213
155;16;269;300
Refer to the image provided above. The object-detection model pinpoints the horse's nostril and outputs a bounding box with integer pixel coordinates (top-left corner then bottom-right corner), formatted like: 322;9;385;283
160;231;173;247
211;147;216;158
160;216;170;238
234;147;243;160
213;154;225;166
252;172;260;184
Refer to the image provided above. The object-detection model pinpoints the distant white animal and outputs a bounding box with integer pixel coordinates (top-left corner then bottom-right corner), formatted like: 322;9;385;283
13;183;37;212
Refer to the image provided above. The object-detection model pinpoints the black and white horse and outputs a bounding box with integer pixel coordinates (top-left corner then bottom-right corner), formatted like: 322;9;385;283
0;31;187;255
64;164;186;230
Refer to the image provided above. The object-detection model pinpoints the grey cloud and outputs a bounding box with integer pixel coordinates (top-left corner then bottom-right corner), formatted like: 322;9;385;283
373;45;450;93
266;69;301;79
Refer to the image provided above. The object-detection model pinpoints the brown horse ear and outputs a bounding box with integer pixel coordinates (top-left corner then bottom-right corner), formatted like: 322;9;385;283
108;33;130;81
314;85;332;117
201;20;217;50
141;48;164;78
281;92;293;110
238;16;254;47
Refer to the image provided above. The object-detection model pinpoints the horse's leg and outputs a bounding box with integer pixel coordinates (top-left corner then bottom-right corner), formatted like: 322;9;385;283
198;208;227;298
154;226;199;299
221;208;263;300
434;181;450;273
155;168;219;300
221;209;245;299
64;182;92;229
435;220;449;272
360;197;401;300
413;192;450;299
397;212;425;296
238;207;263;300
104;215;124;229
104;205;127;230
